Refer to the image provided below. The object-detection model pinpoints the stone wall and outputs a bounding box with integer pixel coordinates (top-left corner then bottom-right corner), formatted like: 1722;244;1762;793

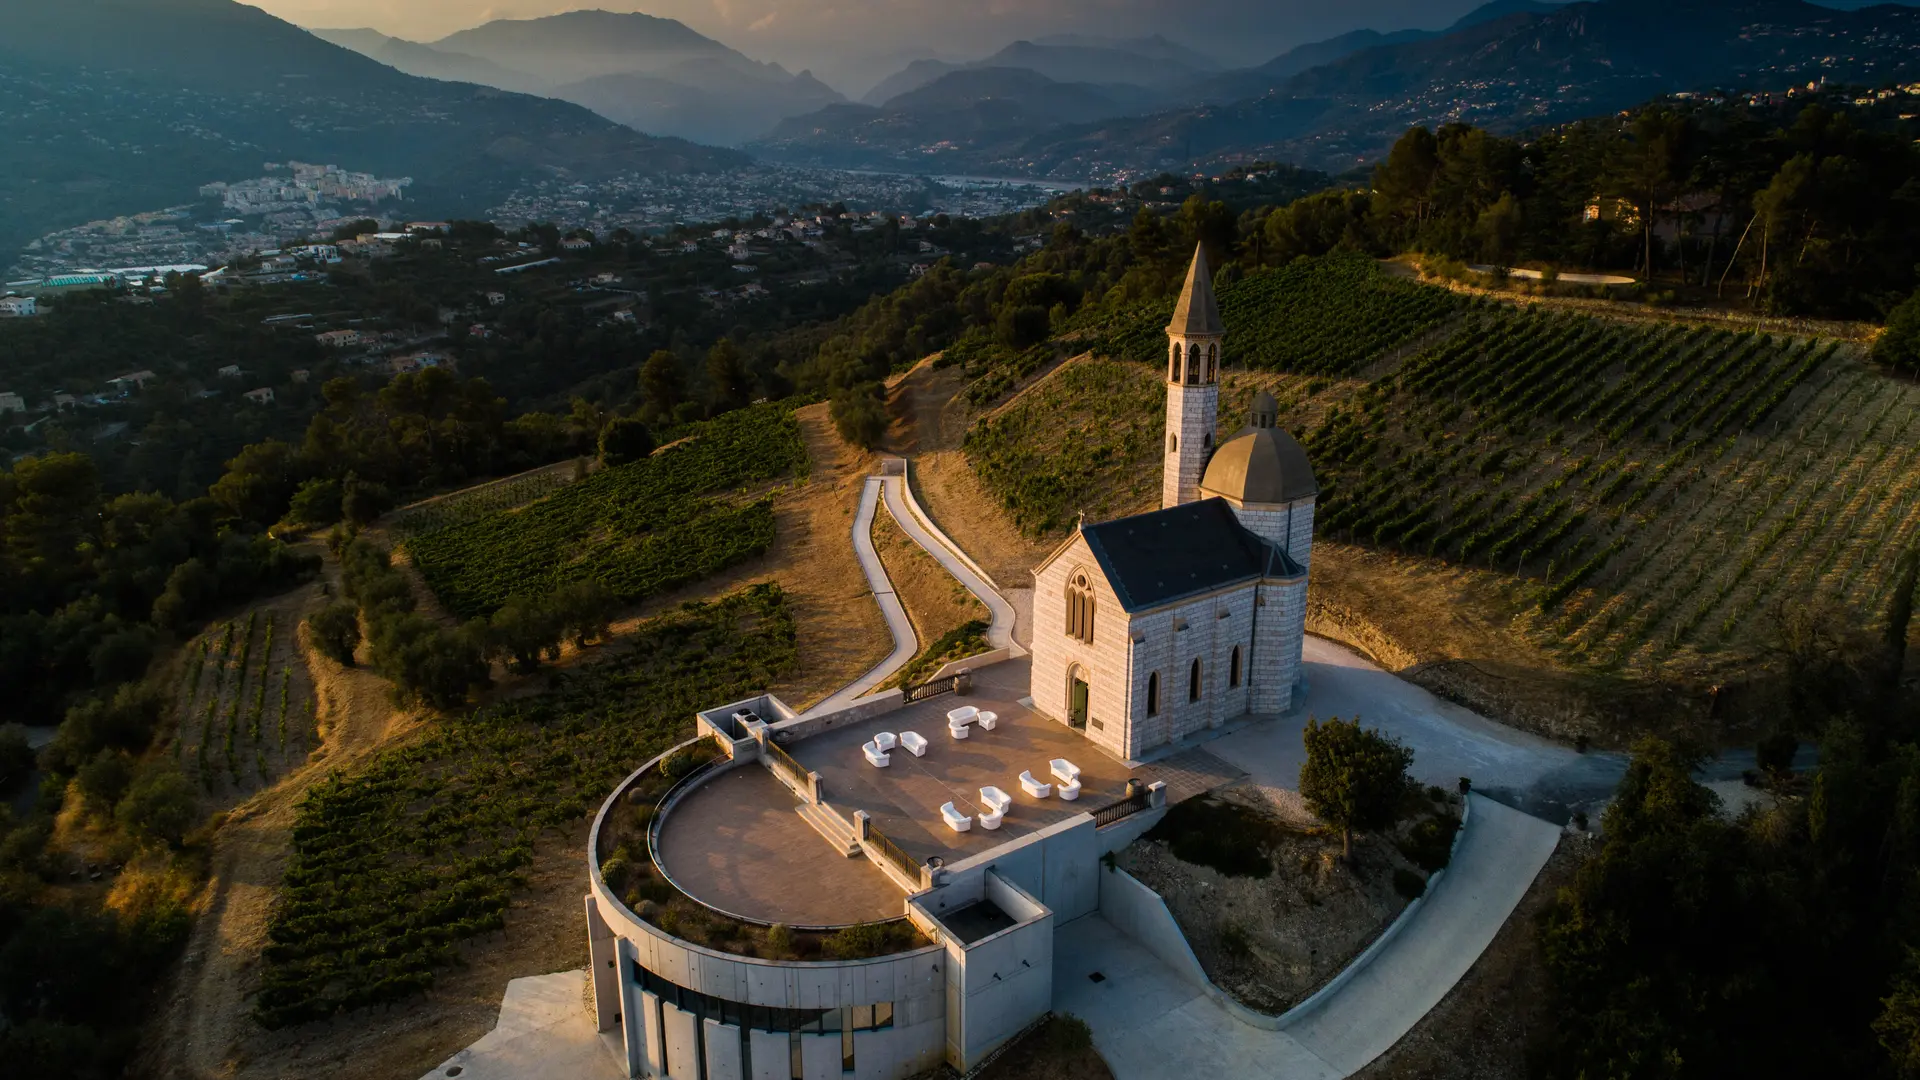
1162;376;1218;509
1030;535;1132;760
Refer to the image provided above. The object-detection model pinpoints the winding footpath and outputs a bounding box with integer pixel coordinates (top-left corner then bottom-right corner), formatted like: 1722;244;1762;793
803;460;1018;717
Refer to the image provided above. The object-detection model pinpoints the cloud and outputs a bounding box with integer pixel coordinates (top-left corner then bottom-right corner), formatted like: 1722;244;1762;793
748;11;780;31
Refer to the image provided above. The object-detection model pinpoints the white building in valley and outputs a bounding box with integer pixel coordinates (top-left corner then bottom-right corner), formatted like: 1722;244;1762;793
1029;244;1317;760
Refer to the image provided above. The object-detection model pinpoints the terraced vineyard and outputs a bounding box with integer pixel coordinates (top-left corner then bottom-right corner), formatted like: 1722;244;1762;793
171;607;317;794
255;584;798;1027
387;463;577;538
404;403;808;619
1076;252;1463;377
970;256;1913;676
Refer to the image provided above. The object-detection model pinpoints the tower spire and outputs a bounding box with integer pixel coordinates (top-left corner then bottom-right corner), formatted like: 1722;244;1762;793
1162;243;1224;509
1167;243;1223;337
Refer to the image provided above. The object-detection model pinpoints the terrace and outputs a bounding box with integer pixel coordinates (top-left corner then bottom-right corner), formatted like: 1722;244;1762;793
648;658;1144;929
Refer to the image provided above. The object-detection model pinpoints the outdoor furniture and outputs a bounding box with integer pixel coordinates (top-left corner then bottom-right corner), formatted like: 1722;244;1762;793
898;731;928;757
1057;776;1081;801
862;741;890;767
976;710;998;731
874;731;898;752
1019;770;1052;798
946;705;980;727
980;786;1012;816
941;802;971;832
978;807;1004;830
1050;758;1080;785
947;719;970;740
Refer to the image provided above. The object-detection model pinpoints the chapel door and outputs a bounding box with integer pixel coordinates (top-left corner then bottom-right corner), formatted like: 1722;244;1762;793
1070;676;1090;729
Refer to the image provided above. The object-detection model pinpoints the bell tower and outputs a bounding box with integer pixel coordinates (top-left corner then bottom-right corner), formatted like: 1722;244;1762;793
1163;243;1223;509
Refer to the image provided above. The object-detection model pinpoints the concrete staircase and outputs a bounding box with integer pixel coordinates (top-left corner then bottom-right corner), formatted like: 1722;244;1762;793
795;801;863;857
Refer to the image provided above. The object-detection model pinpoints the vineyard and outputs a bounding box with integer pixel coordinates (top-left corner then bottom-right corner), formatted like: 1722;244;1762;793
254;583;799;1027
966;257;1919;676
1075;252;1463;377
386;461;579;538
171;606;317;794
404;403;808;619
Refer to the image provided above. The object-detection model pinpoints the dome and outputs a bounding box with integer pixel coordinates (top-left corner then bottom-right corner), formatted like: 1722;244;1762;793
1199;396;1317;505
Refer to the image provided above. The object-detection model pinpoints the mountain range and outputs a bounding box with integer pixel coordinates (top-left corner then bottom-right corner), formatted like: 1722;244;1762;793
318;10;845;147
752;0;1920;177
0;0;743;260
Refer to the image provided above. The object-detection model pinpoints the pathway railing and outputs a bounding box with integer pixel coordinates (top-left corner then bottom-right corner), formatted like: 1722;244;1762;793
902;673;963;704
1089;784;1152;828
864;824;926;891
761;735;814;800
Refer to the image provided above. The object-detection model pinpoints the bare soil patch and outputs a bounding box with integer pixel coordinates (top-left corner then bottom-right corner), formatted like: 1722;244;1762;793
873;503;988;651
1117;786;1462;1014
910;450;1054;587
1354;837;1584;1080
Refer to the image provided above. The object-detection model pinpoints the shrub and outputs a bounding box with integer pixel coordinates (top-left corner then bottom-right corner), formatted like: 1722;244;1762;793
306;602;361;666
75;752;134;814
822;921;901;959
1042;1014;1094;1055
765;923;794;957
1145;796;1277;877
115;762;198;845
1757;729;1799;777
598;417;656;467
1397;812;1461;873
286;477;343;527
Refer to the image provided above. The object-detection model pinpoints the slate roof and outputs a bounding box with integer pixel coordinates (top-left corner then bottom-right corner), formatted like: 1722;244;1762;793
1166;243;1224;337
1080;498;1304;613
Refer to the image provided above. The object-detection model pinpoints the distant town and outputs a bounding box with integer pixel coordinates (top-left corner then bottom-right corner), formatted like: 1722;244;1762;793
3;161;1066;287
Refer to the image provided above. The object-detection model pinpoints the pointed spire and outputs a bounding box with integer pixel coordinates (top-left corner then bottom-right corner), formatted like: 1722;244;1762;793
1166;243;1224;337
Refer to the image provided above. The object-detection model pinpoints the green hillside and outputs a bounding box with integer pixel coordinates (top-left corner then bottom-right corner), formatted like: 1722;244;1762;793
404;403;806;619
968;255;1912;676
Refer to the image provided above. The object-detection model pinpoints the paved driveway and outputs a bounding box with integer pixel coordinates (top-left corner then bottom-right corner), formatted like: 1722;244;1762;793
1056;795;1561;1079
1214;636;1628;823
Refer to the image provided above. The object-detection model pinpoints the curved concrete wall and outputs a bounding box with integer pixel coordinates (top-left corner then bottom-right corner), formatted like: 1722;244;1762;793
589;743;949;1077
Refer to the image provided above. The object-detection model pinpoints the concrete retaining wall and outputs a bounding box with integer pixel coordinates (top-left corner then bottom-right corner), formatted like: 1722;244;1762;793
773;690;907;741
1095;864;1210;991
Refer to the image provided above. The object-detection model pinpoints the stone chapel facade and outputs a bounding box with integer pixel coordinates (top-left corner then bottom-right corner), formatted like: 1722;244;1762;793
1029;245;1318;762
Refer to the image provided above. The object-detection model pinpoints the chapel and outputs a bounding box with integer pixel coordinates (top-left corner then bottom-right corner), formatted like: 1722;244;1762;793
1029;244;1317;761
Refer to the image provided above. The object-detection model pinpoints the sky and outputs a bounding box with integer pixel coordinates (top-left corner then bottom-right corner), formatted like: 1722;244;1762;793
248;0;1514;92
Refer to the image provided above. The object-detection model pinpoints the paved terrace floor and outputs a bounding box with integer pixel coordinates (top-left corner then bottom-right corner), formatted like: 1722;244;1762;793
791;658;1143;865
655;764;904;926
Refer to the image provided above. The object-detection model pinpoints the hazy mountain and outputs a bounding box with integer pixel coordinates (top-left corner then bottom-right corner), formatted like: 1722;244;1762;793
757;67;1163;170
0;0;743;258
831;0;1920;179
1188;28;1434;103
310;27;552;95
1028;34;1221;71
860;39;1214;106
427;9;845;144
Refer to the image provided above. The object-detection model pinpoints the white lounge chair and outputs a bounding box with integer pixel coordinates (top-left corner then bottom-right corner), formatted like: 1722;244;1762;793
874;731;898;752
946;705;980;727
978;807;1004;830
980;785;1012;815
1019;770;1052;798
1058;777;1081;801
862;741;890;767
976;710;998;731
941;801;971;832
948;720;970;740
898;731;928;757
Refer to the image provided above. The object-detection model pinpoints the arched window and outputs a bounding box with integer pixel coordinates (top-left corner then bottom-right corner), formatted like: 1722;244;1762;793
1170;344;1181;381
1207;343;1218;382
1229;645;1242;688
1065;573;1095;644
1187;344;1201;384
1168;432;1178;454
1202;431;1212;449
1189;658;1202;702
1146;672;1160;717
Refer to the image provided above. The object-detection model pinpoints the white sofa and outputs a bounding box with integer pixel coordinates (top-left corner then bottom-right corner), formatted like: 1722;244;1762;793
898;731;928;757
1019;770;1052;798
1050;758;1081;800
874;731;898;752
941;801;971;832
862;741;890;767
975;710;998;731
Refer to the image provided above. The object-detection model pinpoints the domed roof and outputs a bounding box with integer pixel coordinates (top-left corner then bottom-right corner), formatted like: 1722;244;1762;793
1199;394;1317;505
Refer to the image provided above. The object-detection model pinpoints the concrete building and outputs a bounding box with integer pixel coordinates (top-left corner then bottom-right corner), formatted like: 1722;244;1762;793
1027;244;1317;760
0;296;37;317
0;392;25;415
587;663;1169;1080
244;387;276;405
